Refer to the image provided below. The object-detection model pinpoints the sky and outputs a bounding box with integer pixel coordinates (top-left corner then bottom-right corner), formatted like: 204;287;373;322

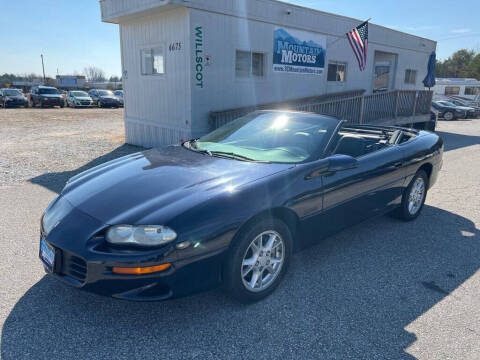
0;0;479;78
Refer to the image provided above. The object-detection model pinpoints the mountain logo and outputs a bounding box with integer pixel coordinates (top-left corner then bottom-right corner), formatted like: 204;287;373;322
273;27;326;75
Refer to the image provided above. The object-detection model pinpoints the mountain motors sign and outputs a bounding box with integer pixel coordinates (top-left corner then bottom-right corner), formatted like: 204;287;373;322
273;27;326;75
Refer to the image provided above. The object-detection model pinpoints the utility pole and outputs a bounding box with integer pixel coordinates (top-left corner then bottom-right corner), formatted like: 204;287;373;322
41;54;46;83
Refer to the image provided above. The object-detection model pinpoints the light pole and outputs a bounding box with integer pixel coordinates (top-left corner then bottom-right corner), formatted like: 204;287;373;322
41;54;46;84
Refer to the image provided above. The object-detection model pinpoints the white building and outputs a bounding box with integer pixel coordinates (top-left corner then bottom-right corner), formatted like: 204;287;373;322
56;75;87;89
433;78;480;100
100;0;436;147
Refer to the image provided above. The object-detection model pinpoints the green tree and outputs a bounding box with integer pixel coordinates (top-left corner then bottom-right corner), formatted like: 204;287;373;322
468;54;480;80
436;49;477;78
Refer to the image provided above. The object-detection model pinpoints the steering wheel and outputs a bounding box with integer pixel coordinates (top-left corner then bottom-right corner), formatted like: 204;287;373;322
274;146;310;158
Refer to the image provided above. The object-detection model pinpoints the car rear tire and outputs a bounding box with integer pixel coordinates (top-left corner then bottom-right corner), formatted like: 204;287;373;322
443;111;454;121
223;217;293;303
396;170;428;221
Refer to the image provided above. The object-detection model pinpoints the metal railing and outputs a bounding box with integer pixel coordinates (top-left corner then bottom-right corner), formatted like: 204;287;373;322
209;89;365;130
210;89;433;130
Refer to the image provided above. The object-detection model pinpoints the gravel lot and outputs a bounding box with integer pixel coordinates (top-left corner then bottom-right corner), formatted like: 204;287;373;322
0;109;479;359
0;108;141;191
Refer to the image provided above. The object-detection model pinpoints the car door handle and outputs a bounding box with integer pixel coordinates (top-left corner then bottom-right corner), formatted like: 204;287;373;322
393;162;403;168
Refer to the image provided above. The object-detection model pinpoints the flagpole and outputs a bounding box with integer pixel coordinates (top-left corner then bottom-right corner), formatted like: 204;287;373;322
328;18;371;48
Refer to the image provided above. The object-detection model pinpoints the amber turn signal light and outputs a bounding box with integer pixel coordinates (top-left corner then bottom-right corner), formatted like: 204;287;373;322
113;263;171;275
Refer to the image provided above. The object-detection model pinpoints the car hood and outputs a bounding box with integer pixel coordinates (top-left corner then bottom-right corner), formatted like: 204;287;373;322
40;94;62;98
74;96;92;100
100;96;117;100
7;95;26;100
62;146;292;225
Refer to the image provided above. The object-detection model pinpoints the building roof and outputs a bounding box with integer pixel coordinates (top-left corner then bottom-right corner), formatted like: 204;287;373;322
435;78;480;85
100;0;436;49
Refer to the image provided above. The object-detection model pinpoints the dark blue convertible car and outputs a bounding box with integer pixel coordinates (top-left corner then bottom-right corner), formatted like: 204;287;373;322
40;111;443;302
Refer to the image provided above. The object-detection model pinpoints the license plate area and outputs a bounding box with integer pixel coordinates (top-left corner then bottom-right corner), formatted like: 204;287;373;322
40;237;56;273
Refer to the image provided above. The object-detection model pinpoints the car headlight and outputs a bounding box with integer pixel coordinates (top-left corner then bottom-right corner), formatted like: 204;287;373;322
106;225;177;247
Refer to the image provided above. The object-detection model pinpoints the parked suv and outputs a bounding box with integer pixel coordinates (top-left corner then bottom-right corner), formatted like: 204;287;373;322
66;91;94;108
0;88;29;108
88;89;121;108
30;86;64;108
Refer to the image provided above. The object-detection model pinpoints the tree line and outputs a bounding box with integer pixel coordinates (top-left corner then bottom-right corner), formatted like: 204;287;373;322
436;49;480;79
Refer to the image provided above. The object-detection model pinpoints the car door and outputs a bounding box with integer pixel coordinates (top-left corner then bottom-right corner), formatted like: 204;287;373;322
317;144;406;237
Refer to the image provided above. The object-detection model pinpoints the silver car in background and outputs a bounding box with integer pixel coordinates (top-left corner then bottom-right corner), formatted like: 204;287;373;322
114;90;124;107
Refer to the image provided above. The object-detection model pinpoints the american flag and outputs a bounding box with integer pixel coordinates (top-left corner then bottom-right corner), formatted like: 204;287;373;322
346;21;369;71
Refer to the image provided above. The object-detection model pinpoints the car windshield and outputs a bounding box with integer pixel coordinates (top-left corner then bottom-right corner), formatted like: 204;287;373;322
39;88;58;95
188;111;338;163
98;90;114;96
439;101;456;107
71;91;88;97
114;91;123;96
3;89;21;96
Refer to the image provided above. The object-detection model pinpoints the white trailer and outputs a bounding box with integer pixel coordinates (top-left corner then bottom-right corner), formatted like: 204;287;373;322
433;78;480;101
100;0;436;147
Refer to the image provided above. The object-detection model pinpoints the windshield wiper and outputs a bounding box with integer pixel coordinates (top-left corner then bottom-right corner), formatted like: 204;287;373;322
209;151;270;163
185;139;212;156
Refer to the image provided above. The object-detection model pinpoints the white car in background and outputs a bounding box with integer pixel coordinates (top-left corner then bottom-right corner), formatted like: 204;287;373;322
66;91;94;108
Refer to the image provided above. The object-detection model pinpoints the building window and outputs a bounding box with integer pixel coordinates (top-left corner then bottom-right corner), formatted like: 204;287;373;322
404;69;417;84
236;50;265;78
327;62;346;82
444;86;460;95
465;86;480;96
141;46;164;75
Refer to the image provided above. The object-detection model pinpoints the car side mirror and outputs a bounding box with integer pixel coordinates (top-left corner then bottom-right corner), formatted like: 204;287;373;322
327;154;358;172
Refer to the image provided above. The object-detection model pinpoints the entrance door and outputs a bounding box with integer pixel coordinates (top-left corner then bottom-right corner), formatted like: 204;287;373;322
372;51;398;93
373;63;391;93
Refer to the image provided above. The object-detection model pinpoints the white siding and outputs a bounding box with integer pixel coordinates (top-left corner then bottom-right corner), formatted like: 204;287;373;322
189;7;436;136
101;0;175;23
120;8;191;147
101;0;436;146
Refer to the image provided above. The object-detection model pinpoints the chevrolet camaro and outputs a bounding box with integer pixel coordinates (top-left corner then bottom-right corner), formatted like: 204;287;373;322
39;111;443;302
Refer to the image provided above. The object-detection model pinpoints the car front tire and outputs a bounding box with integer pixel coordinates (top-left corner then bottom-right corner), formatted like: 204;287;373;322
396;170;428;221
443;111;454;121
224;217;293;303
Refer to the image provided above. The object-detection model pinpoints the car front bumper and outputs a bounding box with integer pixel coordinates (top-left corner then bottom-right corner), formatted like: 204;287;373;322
39;203;229;301
40;238;227;301
72;102;94;107
4;99;28;107
41;98;64;106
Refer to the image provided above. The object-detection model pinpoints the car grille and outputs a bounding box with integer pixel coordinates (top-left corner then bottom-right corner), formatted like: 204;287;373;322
80;101;90;105
61;251;87;283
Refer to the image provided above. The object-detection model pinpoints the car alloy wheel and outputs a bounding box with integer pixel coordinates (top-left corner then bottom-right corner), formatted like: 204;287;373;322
407;177;425;215
444;111;454;121
394;169;428;221
224;218;292;303
241;230;285;292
